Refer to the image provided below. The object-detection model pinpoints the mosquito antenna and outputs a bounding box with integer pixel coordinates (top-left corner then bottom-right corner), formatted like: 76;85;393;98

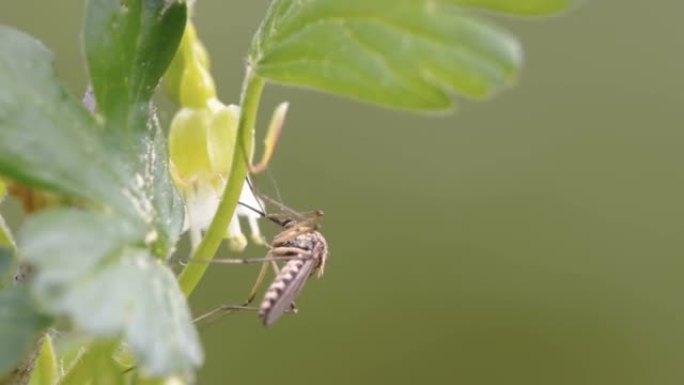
259;193;307;221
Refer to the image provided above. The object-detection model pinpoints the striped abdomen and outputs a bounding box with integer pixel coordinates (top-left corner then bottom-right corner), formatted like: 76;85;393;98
258;231;328;326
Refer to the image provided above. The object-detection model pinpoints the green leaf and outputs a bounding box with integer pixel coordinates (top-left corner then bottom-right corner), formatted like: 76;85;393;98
19;210;202;376
0;286;52;376
85;0;186;131
0;17;184;253
19;210;144;287
84;0;186;255
138;113;185;258
0;26;137;217
2;2;191;377
250;0;570;110
28;334;58;385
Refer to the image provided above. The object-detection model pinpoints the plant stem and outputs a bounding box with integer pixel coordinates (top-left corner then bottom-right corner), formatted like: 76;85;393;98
178;69;264;297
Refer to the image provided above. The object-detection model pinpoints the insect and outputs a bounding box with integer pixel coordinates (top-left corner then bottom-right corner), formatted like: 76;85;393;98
193;196;329;326
257;207;328;325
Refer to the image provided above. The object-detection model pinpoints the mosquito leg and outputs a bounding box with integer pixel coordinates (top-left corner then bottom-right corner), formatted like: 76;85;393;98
194;250;289;324
188;255;303;264
213;305;260;312
194;305;260;324
243;259;270;306
193;259;269;324
194;303;297;324
194;306;225;324
194;257;299;325
218;306;294;314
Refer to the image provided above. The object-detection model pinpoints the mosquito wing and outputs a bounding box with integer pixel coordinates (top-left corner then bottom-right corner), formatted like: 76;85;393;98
259;258;316;326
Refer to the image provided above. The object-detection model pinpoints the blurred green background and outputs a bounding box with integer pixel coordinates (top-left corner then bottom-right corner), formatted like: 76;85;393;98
2;1;683;384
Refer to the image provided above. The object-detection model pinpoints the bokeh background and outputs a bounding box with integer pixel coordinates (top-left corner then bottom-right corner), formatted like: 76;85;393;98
2;1;683;384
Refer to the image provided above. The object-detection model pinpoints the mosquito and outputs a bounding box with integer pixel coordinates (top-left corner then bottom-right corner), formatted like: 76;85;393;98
193;194;329;326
